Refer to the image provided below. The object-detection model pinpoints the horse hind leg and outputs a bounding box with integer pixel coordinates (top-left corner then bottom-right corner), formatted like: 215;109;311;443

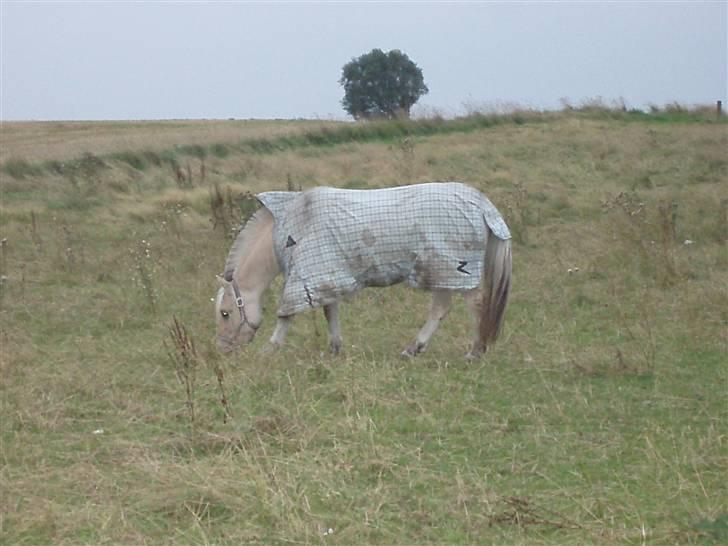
464;288;486;359
402;290;452;357
323;302;343;355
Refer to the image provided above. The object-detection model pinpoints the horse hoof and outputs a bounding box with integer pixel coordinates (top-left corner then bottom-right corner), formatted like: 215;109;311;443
401;342;424;358
465;347;487;360
260;343;281;356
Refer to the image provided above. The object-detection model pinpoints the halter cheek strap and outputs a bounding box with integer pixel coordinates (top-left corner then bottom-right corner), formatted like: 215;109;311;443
230;279;260;331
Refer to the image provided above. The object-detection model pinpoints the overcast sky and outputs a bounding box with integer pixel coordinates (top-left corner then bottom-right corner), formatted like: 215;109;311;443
1;1;725;120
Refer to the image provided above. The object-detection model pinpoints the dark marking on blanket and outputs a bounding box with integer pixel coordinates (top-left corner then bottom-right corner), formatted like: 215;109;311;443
301;192;314;219
316;283;337;302
286;235;297;248
446;238;475;251
361;229;377;247
414;257;435;289
457;261;471;275
304;285;314;307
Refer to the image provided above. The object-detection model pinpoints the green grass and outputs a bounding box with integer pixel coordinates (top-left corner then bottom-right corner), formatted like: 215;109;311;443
0;111;726;544
3;105;724;182
2;158;45;179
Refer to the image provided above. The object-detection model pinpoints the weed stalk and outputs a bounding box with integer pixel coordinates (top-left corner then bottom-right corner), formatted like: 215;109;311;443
131;239;158;314
207;356;232;424
30;211;42;249
657;200;678;286
165;316;199;437
506;182;531;245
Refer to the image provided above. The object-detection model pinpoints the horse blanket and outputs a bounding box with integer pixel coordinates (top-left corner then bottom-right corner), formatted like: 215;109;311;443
257;182;511;316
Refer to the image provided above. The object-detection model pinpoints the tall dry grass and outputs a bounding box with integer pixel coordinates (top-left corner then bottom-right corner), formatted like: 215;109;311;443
0;119;338;163
0;110;726;544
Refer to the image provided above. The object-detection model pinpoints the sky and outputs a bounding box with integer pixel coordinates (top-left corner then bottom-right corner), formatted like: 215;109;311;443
1;1;726;121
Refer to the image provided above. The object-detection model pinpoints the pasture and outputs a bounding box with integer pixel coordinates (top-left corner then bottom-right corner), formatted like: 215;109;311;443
1;109;726;545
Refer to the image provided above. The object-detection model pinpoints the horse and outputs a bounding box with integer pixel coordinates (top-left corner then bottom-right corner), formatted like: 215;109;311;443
215;182;512;359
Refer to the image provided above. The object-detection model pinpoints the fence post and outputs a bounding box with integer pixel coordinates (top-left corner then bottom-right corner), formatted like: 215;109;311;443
718;100;723;118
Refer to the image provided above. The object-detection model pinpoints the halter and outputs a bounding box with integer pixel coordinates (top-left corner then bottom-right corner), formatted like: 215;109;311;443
230;278;260;331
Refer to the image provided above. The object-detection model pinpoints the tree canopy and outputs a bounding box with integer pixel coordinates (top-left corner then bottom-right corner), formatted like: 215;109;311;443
339;49;428;120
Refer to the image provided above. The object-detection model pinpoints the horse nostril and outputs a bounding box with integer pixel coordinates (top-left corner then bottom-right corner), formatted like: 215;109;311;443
217;343;234;354
216;336;234;352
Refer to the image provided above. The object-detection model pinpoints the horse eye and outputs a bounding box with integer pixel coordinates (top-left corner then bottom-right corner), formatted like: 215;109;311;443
220;311;230;319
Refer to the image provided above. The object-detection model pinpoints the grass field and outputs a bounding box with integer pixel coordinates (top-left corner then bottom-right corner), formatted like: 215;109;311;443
1;108;726;545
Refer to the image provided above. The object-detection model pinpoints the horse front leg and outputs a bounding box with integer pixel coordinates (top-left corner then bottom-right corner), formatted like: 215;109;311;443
402;290;452;357
323;302;343;355
267;315;293;350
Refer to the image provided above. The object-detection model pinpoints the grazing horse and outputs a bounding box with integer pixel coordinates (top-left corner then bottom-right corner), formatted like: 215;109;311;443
215;182;511;358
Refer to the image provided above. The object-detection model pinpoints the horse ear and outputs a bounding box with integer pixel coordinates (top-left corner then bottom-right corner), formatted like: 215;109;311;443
216;275;229;288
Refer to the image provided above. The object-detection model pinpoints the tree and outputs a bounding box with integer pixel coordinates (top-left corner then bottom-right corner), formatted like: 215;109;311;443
339;49;428;120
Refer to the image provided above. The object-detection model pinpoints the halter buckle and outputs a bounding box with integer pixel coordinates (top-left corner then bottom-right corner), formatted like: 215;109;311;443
235;296;244;308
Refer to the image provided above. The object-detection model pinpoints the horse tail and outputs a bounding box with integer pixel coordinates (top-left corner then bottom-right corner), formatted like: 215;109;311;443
478;229;512;348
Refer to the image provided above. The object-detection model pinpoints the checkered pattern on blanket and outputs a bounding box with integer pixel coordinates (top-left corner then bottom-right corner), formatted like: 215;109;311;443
257;182;510;316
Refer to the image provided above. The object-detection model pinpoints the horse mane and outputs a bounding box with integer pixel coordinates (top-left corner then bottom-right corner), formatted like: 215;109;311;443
222;206;273;281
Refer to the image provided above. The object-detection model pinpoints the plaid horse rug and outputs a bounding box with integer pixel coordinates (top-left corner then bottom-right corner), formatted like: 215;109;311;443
257;182;511;316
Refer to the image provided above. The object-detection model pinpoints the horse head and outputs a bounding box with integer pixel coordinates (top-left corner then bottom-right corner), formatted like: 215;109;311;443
214;275;262;352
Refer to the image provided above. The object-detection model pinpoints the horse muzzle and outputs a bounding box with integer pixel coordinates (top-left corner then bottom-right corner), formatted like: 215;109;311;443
216;330;256;353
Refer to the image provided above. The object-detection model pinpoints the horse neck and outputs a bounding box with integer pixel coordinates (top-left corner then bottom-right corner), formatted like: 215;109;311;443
232;221;279;296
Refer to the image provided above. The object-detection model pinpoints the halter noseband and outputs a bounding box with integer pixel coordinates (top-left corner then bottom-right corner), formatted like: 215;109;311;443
230;278;260;331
